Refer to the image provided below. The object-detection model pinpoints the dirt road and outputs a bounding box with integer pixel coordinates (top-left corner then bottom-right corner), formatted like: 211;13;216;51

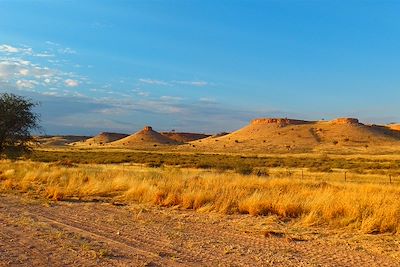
0;194;398;266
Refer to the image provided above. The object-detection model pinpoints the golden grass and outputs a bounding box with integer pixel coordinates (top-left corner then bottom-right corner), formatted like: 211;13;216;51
1;160;399;234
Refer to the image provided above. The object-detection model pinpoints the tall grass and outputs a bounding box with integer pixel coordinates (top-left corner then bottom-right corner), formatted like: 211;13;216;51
1;160;399;234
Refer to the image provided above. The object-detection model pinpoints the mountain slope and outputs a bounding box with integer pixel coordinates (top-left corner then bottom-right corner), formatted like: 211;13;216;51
161;132;210;143
74;132;129;146
110;126;180;148
186;118;400;153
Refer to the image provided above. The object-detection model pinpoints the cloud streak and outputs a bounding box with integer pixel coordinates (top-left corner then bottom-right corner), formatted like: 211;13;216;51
139;78;169;86
174;80;208;87
139;78;209;87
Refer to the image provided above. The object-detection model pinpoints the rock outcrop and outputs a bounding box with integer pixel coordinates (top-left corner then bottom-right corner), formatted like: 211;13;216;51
251;118;311;127
330;118;360;125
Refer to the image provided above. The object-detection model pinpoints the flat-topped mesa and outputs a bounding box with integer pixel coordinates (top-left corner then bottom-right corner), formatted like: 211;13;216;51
251;118;311;127
330;118;360;125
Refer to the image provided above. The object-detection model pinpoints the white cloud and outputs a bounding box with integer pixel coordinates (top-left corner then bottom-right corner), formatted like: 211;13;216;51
0;44;55;58
139;78;169;86
45;41;77;55
0;44;19;53
35;52;54;58
139;78;209;87
160;96;183;102
16;79;38;89
137;91;149;97
0;59;39;79
95;107;126;115
199;97;217;103
45;41;60;46
137;100;183;114
19;68;29;76
58;47;77;54
42;91;59;96
132;88;150;97
65;79;79;87
0;42;90;100
175;80;208;87
0;44;33;55
0;55;83;93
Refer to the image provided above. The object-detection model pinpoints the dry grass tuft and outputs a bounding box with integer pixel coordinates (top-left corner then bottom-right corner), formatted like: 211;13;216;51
1;160;399;234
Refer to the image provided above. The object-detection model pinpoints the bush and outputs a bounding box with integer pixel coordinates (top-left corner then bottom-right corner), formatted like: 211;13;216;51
252;168;269;177
146;162;163;168
235;165;253;175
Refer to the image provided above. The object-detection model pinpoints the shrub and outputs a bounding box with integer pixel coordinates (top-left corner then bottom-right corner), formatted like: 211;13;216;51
235;165;253;175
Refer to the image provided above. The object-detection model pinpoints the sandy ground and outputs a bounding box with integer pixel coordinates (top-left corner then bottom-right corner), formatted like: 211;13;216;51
0;194;399;267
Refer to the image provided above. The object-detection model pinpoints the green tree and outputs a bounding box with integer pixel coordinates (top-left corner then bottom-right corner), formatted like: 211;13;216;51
0;93;40;157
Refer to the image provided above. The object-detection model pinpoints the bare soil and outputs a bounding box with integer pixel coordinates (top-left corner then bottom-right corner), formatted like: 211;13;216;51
0;194;398;267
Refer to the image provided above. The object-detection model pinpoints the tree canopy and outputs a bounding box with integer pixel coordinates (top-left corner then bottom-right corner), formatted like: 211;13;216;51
0;93;40;157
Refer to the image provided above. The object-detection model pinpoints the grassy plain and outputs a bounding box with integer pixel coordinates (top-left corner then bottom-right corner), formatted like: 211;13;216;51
28;148;400;176
2;150;400;234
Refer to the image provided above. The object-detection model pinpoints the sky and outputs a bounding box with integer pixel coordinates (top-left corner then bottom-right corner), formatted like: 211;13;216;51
1;1;400;135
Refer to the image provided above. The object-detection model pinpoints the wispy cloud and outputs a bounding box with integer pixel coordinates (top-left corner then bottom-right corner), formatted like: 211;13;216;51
160;95;183;101
45;41;59;46
35;52;55;58
132;88;150;97
139;78;169;86
199;97;217;104
95;107;126;115
58;47;77;55
139;78;210;87
42;91;59;96
174;80;208;87
45;41;76;53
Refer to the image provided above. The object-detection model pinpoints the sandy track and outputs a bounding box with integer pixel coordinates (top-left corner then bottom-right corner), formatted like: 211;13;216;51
0;194;398;267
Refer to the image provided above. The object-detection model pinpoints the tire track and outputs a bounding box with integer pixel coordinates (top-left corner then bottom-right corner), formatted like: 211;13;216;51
1;194;399;267
31;208;238;266
0;216;96;267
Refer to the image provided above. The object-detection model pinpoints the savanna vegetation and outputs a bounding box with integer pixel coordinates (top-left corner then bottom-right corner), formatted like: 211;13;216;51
1;160;399;234
28;149;400;177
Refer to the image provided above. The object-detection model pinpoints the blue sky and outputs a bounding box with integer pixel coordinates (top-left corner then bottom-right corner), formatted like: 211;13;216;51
1;1;400;135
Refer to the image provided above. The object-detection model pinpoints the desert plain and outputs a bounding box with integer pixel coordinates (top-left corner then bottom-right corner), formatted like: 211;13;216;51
1;117;400;266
